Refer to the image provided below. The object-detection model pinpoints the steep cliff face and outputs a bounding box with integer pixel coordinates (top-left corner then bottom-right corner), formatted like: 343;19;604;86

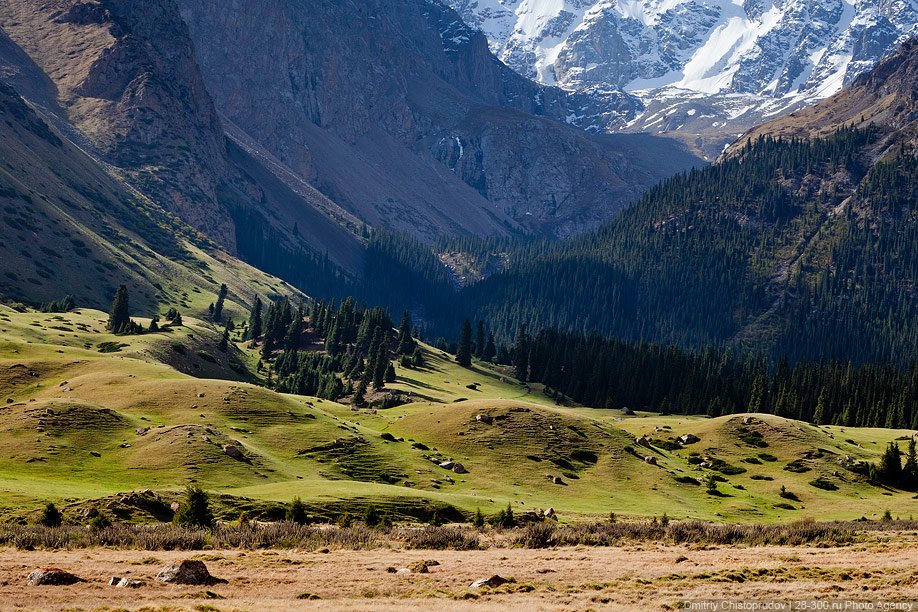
0;0;366;276
177;0;698;239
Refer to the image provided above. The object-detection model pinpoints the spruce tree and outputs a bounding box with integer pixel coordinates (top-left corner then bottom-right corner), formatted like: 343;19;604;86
218;327;229;352
248;296;263;342
903;438;918;491
456;319;473;367
173;486;215;529
513;324;529;382
213;284;228;322
107;285;131;333
483;332;496;362
878;442;903;486
396;311;416;354
476;320;485;358
373;340;389;390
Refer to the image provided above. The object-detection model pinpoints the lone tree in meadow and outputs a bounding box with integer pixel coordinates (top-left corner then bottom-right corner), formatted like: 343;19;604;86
456;318;473;367
107;285;131;333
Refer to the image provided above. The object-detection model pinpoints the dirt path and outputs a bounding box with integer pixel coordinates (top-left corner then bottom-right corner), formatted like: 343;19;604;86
2;541;917;610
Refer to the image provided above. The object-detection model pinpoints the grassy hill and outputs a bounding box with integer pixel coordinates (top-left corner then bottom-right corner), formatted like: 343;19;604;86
0;307;915;525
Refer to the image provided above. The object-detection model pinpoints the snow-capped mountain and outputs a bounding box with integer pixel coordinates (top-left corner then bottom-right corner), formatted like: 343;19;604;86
445;0;917;156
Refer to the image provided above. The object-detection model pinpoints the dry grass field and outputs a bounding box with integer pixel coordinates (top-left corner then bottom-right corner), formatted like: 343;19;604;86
3;533;918;610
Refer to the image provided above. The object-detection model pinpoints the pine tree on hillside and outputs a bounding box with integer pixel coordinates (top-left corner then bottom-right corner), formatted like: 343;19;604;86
456;319;472;367
903;438;918;491
397;311;416;354
213;284;228;322
219;327;229;352
475;320;485;358
513;324;529;382
877;442;903;486
483;332;496;363
248;296;263;342
107;285;131;333
373;340;389;390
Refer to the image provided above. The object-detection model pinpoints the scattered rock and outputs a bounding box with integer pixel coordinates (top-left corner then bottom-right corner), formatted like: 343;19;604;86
155;560;224;585
438;461;454;470
395;568;412;575
476;414;493;424
223;445;247;461
90;451;101;457
622;407;635;416
136;427;149;436
644;456;658;465
675;556;690;564
678;434;700;445
543;507;555;518
410;560;440;573
635;436;650;447
452;463;468;474
552;476;564;485
27;568;83;586
170;502;181;512
470;575;508;589
109;576;144;588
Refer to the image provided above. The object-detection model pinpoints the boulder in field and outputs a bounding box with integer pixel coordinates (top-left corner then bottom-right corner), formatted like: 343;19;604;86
27;568;83;586
678;434;700;445
452;463;468;474
645;456;658;465
470;575;508;589
156;560;224;585
438;460;454;470
222;444;247;461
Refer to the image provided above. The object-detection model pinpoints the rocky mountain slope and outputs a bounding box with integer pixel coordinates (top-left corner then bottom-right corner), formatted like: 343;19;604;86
447;0;917;157
0;0;367;279
177;0;700;239
0;78;296;314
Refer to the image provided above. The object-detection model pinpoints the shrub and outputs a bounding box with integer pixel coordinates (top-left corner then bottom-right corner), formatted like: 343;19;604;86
402;526;479;550
89;513;112;531
287;497;308;525
472;508;484;528
363;505;382;527
39;503;62;527
173;486;215;529
779;486;800;501
490;503;515;528
515;522;557;549
809;477;839;491
784;460;811;473
758;453;779;462
674;476;700;485
337;513;353;528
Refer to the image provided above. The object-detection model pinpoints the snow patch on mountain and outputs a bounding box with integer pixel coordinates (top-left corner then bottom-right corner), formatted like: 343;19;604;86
445;0;917;154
